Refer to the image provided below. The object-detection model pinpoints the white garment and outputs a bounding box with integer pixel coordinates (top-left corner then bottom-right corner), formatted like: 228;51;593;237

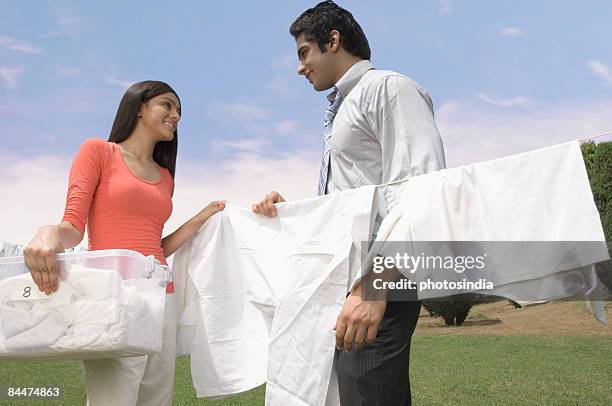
0;241;23;257
4;309;68;352
0;242;26;281
0;266;165;358
326;60;446;215
173;186;376;406
368;141;609;322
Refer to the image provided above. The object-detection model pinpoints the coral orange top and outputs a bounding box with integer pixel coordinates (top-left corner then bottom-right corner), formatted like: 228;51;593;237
62;138;174;291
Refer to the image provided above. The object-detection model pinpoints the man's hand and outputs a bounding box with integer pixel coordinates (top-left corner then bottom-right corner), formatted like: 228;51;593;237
251;191;285;217
334;283;387;352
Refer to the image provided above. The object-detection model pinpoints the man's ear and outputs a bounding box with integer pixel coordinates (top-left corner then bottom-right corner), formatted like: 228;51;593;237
328;30;341;52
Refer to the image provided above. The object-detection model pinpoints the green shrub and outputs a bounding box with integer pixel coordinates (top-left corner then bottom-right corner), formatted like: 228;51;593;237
581;141;612;290
422;294;479;326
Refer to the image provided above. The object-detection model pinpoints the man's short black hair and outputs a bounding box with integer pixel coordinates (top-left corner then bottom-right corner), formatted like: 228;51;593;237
290;1;371;60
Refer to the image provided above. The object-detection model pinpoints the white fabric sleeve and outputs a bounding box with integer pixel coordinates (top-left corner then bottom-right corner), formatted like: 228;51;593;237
365;75;446;213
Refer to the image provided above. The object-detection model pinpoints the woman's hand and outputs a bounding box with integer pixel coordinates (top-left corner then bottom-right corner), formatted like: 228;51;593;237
23;225;64;294
162;200;227;257
196;200;226;224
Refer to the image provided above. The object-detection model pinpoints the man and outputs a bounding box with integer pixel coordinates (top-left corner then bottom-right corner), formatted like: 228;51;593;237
252;1;445;404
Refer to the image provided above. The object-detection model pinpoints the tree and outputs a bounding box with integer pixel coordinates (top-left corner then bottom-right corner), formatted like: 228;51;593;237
581;141;612;291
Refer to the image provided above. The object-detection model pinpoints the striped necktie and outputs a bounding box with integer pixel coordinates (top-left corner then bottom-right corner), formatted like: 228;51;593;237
317;90;344;195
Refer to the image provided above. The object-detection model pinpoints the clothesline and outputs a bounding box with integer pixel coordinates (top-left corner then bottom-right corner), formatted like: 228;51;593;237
381;134;611;192
580;131;612;142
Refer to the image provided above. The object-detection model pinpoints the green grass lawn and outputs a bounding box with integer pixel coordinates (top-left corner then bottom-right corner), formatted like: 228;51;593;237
1;335;610;405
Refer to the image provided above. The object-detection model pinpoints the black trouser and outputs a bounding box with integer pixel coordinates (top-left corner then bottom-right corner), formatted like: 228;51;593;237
334;299;421;406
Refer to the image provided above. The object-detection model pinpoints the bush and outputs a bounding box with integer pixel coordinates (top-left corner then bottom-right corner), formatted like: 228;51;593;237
422;294;480;326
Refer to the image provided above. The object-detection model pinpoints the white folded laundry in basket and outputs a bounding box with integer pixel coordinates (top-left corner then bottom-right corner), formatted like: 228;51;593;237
0;249;167;360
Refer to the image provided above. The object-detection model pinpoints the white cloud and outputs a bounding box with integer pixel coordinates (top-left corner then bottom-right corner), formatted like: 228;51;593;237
42;16;81;39
436;99;612;168
588;60;612;86
264;74;304;99
55;65;82;79
102;65;134;89
0;154;71;245
105;77;134;90
439;0;453;14
170;150;319;233
476;94;532;108
0;35;42;54
210;119;304;154
42;31;77;39
499;27;524;37
0;65;25;89
212;138;271;154
208;102;271;121
57;17;80;26
271;54;295;71
273;119;299;135
264;53;307;100
0;150;318;246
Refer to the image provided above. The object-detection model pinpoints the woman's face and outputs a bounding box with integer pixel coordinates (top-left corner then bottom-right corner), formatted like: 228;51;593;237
139;92;181;142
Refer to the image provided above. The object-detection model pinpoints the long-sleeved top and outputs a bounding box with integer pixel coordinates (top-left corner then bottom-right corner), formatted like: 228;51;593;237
326;60;446;213
62;138;174;266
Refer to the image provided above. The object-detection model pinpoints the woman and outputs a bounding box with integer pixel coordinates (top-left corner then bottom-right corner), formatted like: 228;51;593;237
24;80;223;405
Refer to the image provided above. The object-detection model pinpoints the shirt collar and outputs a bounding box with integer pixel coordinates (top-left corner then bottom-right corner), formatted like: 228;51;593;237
329;60;375;101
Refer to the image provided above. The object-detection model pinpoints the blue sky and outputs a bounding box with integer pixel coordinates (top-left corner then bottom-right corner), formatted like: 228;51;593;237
1;0;612;243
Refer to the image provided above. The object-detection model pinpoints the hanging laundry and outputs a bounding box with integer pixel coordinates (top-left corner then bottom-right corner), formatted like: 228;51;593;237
365;141;609;323
173;186;376;406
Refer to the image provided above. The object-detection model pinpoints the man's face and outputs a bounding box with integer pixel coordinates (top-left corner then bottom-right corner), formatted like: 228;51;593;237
296;34;336;92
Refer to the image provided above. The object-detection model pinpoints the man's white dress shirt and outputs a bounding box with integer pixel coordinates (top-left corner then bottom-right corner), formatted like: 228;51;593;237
327;60;445;213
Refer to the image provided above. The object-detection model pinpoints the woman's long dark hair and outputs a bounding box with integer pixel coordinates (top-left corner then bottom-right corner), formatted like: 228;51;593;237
108;80;180;177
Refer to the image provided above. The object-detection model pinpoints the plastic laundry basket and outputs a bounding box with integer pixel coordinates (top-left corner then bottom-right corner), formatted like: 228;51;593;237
0;249;168;360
